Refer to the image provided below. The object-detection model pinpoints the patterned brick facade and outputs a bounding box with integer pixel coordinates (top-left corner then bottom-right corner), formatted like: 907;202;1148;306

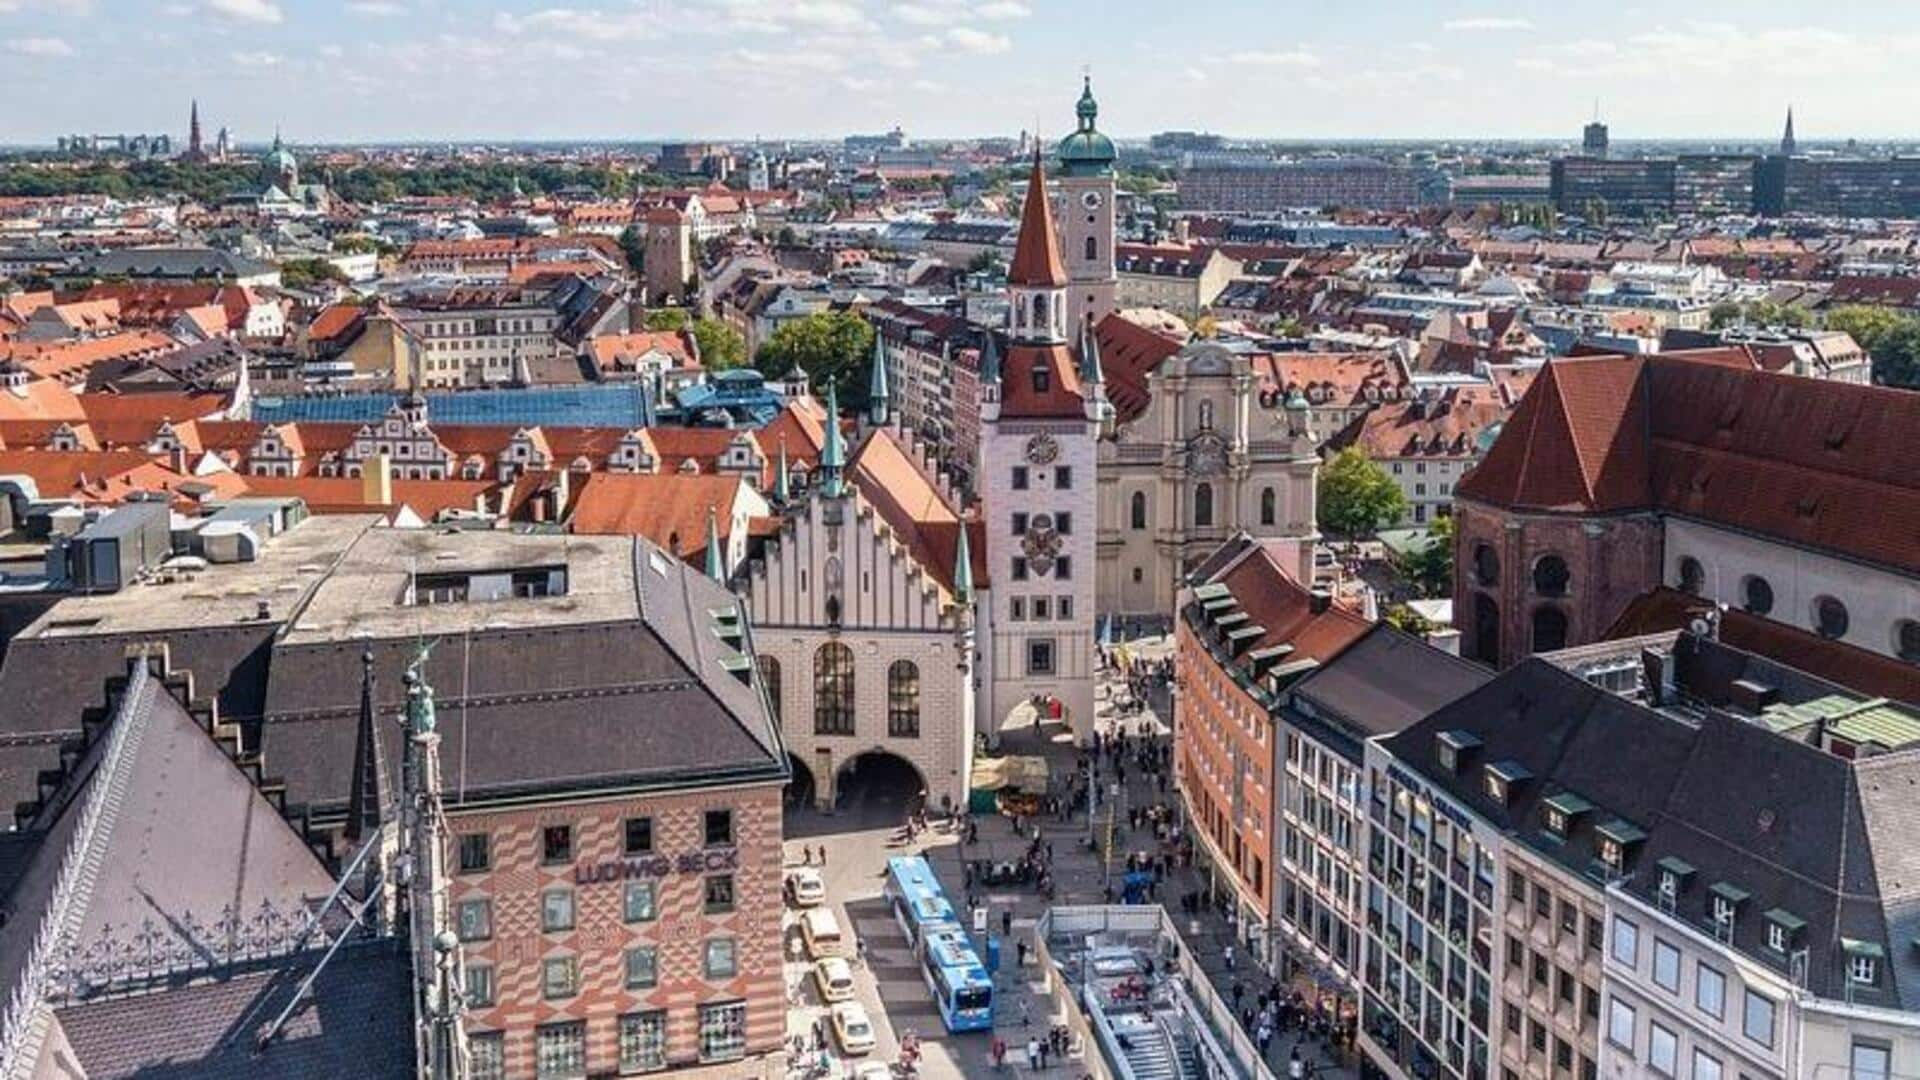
451;782;785;1078
1451;501;1663;669
1175;615;1275;928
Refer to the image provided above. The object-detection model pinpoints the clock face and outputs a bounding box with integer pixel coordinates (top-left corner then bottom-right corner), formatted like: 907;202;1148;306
1080;190;1104;210
1024;433;1060;465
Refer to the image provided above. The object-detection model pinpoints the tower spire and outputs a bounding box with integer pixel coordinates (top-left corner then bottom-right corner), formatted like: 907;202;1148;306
1781;106;1798;155
819;380;846;498
774;437;791;502
188;99;203;159
344;647;386;844
1008;149;1067;288
704;505;724;581
867;332;891;427
952;518;974;604
1079;313;1104;386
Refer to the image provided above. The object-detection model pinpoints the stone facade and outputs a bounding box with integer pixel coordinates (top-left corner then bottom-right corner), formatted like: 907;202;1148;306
450;782;786;1080
1097;342;1319;617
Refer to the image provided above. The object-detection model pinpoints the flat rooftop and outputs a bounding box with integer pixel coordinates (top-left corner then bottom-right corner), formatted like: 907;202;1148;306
15;514;378;639
283;527;638;645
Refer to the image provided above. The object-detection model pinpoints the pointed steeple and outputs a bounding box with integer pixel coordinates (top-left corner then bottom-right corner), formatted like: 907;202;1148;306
979;335;1002;384
1079;314;1104;385
705;505;724;581
819;380;846;498
774;437;791;502
188;99;203;158
952;520;974;604
1008;149;1067;288
344;648;385;844
868;332;891;427
1781;107;1798;156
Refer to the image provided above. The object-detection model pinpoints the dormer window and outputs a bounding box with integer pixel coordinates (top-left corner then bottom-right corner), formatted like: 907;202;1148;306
1708;882;1749;938
1483;760;1529;804
1542;791;1592;838
1436;730;1480;773
1844;940;1882;986
1763;909;1803;954
1655;857;1694;908
1595;819;1646;875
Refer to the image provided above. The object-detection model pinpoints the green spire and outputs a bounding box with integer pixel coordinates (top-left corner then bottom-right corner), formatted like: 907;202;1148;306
1079;314;1104;385
820;380;846;498
868;333;890;427
704;505;724;581
952;521;974;604
774;437;790;502
1076;74;1098;130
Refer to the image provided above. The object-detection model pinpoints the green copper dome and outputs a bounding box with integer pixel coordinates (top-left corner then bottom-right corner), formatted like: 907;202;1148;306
1056;76;1116;177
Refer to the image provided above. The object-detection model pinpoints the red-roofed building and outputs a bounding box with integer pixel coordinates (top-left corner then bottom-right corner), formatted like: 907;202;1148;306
1454;349;1920;667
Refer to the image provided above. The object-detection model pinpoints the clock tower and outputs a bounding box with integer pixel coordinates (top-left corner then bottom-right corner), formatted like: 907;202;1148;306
1056;76;1118;332
979;150;1106;745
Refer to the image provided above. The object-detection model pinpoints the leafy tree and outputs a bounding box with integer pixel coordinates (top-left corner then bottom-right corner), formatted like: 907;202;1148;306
1392;513;1455;598
1316;447;1406;547
754;311;875;406
618;225;646;275
1193;314;1219;340
643;308;689;331
1383;604;1437;636
279;257;349;290
692;318;747;370
331;233;382;255
967;250;1003;274
1827;304;1920;388
1709;299;1810;330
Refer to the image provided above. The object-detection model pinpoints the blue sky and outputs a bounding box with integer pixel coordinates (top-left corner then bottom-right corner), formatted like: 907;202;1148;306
1;0;1914;144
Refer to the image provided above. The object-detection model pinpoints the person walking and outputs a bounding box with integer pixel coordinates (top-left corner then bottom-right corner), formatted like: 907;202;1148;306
1027;1037;1041;1071
1002;909;1013;937
1289;1048;1305;1080
1223;944;1236;972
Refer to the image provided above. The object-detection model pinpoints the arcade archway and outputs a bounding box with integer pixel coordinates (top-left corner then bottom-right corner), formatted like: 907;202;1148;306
833;750;928;825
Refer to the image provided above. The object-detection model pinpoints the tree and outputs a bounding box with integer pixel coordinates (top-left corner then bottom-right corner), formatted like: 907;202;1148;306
643;308;689;331
754;310;875;406
617;225;646;275
967;249;1002;274
692;318;746;370
279;257;348;290
1827;304;1920;388
1710;298;1810;330
1317;447;1406;547
1392;513;1455;599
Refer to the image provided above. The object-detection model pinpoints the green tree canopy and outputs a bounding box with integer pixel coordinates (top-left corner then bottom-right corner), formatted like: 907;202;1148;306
753;310;875;407
1391;513;1455;599
1827;304;1920;389
279;257;349;290
692;318;746;370
643;308;689;331
617;225;647;276
1709;298;1811;330
1317;447;1407;545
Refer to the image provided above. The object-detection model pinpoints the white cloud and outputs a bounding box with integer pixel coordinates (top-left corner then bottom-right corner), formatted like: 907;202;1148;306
493;7;662;42
7;36;74;55
347;0;406;14
0;0;91;13
205;0;283;24
1443;16;1533;31
318;43;342;57
229;48;281;65
946;25;1008;53
1227;48;1319;67
975;0;1030;18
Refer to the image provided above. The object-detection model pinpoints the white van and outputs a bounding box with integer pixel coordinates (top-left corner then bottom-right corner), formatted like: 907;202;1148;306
801;907;847;959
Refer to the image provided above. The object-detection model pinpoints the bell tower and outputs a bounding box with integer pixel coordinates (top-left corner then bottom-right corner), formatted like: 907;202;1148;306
1055;76;1118;331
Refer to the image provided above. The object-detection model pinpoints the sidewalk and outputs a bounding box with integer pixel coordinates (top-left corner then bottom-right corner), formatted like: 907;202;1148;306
925;653;1360;1080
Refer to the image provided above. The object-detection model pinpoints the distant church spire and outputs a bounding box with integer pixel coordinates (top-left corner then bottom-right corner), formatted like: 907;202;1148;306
344;648;385;844
1781;107;1798;156
867;332;890;428
704;505;724;582
819;380;846;498
188;99;203;159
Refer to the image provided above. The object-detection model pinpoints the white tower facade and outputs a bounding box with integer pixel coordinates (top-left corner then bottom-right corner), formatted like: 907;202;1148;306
979;151;1106;743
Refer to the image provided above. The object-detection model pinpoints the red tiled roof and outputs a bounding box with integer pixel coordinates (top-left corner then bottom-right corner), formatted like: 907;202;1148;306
566;472;746;556
1210;543;1372;671
847;427;981;597
1093;313;1182;424
998;344;1084;419
1455;354;1651;512
1007;154;1066;288
307;303;366;343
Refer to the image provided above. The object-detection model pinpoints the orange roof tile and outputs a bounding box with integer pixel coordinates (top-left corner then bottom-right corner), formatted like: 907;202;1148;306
567;472;746;557
1008;154;1067;288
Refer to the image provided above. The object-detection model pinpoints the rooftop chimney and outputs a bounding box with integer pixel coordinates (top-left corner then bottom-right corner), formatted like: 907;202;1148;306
1309;588;1332;615
362;451;393;507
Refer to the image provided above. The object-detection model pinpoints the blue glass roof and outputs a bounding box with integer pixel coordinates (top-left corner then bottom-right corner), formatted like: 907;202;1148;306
252;384;653;428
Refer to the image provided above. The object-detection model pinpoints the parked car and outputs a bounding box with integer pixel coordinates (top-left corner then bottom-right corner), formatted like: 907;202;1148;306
831;1002;876;1056
813;956;856;1003
786;867;826;907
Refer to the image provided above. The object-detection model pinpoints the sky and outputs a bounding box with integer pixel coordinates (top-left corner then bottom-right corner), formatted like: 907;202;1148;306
2;0;1917;144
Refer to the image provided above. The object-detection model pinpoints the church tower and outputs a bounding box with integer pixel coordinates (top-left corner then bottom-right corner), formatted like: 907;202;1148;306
978;150;1104;744
1055;76;1118;331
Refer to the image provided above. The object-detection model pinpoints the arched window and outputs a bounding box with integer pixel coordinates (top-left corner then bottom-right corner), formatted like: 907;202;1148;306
1198;400;1215;430
758;655;781;722
887;660;920;738
1130;491;1148;530
1678;556;1705;596
1531;607;1569;653
1260;487;1277;527
1472;544;1500;587
1030;293;1046;327
1813;595;1850;640
1897;620;1920;664
1741;575;1774;616
813;643;855;735
1472;593;1500;664
1532;555;1570;597
1194;483;1214;528
1084;236;1097;261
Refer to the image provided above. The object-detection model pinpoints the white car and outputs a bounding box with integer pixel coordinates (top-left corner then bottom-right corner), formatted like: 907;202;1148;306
849;1063;892;1080
813;956;856;1003
831;1002;876;1056
787;868;826;907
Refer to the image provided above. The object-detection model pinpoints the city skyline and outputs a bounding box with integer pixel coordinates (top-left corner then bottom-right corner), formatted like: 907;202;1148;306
3;0;1919;144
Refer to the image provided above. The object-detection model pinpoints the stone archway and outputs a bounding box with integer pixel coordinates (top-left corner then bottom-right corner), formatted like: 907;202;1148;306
832;750;929;825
